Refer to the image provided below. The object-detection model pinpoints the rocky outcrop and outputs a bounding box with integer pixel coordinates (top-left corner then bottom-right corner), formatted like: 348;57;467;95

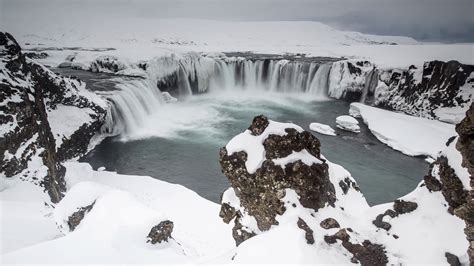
324;228;388;265
147;220;174;244
328;60;473;124
320;217;340;229
219;115;335;244
453;103;474;264
67;201;95;231
425;156;468;213
0;32;107;203
376;61;473;123
219;115;468;264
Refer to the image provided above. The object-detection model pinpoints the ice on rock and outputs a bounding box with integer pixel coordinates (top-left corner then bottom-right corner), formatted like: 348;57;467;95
336;115;360;133
309;122;337;136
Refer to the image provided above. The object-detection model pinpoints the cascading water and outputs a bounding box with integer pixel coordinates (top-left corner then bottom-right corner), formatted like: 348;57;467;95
210;58;332;95
101;78;164;136
102;55;335;137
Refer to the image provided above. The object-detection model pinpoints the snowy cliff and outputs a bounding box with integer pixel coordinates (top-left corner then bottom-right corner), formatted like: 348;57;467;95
0;32;107;203
329;60;473;123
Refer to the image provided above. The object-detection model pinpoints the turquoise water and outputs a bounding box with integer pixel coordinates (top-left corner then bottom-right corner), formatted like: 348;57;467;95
82;93;428;206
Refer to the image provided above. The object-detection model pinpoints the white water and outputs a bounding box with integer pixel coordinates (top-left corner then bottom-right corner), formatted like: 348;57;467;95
102;56;334;138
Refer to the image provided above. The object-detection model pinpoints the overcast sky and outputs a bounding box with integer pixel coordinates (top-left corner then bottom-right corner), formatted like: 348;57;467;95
1;0;473;43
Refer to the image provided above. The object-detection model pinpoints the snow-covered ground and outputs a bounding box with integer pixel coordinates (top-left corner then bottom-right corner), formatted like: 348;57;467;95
349;103;456;159
2;19;473;70
0;162;235;264
1;147;468;264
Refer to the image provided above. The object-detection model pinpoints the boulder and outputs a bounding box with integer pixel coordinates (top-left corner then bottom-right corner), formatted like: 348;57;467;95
147;220;174;244
67;201;95;231
320;218;340;229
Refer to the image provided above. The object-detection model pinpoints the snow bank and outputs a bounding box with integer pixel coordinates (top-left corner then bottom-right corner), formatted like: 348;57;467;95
309;122;336;136
350;103;455;159
0;162;234;263
336;115;360;133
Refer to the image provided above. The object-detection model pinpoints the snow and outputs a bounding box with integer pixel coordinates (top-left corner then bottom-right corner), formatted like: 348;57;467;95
1;18;471;71
309;122;336;136
225;120;303;174
0;175;58;254
350;103;456;159
48;105;95;148
272;150;323;168
336;115;361;133
1;148;468;264
1;162;235;264
367;181;468;264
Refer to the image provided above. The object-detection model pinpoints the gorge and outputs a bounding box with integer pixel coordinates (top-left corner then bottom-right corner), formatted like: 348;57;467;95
0;16;473;265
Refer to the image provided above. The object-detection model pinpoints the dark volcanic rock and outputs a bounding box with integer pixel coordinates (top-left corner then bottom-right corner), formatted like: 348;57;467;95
325;228;388;265
320;218;340;229
232;213;256;246
147;220;174;244
0;32;106;203
393;200;418;214
67;201;95;231
248;115;269;136
219;115;335;245
375;60;473;122
373;213;392;231
453;103;474;264
372;209;397;231
219;202;238;224
445;252;461;266
425;156;468;214
297;218;315;244
339;177;360;195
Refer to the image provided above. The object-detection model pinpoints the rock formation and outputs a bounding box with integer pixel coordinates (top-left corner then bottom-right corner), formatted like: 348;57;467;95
0;32;107;203
67;201;95;231
219;115;336;245
147;220;174;244
328;60;473;124
453;103;474;264
220;114;469;264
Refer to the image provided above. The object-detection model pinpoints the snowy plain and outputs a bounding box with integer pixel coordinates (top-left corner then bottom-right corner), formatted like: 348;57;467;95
2;18;473;70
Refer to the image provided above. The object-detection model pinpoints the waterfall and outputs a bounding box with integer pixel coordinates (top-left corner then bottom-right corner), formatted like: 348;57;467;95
209;58;332;95
101;78;164;136
103;55;334;137
360;68;379;103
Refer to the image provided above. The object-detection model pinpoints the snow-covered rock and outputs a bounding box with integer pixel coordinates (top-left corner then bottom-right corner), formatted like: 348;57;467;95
336;115;360;133
350;102;455;159
376;61;473;124
309;122;336;136
218;115;469;264
328;59;473;124
0;32;107;203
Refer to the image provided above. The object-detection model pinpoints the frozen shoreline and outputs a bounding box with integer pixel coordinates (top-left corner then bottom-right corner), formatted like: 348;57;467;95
349;103;456;159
